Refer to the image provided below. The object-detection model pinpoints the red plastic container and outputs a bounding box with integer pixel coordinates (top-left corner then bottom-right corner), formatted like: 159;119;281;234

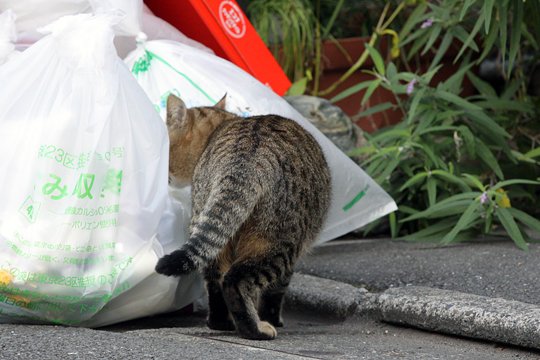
144;0;291;96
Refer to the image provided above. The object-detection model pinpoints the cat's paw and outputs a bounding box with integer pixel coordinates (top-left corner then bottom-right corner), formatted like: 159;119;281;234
238;321;277;340
207;318;236;331
155;249;197;276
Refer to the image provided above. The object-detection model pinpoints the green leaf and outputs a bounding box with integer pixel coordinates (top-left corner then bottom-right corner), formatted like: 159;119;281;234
441;200;482;244
452;26;479;52
508;0;523;81
429;32;454;71
490;179;540;192
462;173;486;191
361;79;382;106
399;2;429;40
476;99;534;112
475;139;504;179
483;0;495;34
431;170;472;192
389;212;397;239
401;219;456;241
422;25;442;55
525;147;540;159
321;0;345;38
286;77;308;96
371;128;411;142
356;102;394;118
375;156;400;184
458;125;476;157
455;10;485;61
479;15;500;62
365;44;385;76
399;172;429;191
496;207;529;251
400;192;481;222
436;90;482;111
508;208;540;234
330;81;371;103
499;3;508;75
467;111;510;138
427;177;437;207
459;0;476;21
501;78;521;100
387;62;398;81
416;125;458;136
439;63;475;93
406;88;426;125
467;71;497;97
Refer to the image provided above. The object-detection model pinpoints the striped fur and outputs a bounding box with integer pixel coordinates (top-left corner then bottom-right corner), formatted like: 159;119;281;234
155;94;331;340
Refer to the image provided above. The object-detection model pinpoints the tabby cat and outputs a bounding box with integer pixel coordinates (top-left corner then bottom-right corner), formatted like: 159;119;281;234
155;94;331;340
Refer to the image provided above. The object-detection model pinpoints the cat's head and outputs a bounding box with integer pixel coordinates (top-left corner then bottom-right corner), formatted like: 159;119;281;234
166;94;235;186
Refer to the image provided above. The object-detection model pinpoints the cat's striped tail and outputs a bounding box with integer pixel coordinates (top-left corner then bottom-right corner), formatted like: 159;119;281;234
155;180;262;276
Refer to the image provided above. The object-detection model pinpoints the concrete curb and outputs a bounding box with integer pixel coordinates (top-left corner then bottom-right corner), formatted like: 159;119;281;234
377;286;540;350
285;273;370;320
287;273;540;350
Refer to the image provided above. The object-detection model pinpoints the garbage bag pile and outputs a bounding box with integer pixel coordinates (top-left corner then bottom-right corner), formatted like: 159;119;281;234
0;1;396;327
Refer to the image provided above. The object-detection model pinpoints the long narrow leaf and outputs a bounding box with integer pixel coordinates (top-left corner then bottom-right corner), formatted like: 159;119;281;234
441;201;482;244
507;0;524;79
525;147;540;159
508;208;540;234
427;177;437;207
361;79;382;106
401;193;481;222
436;90;482;111
365;44;385;76
330;81;371;103
455;11;485;61
431;170;472;192
401;218;456;241
496;207;528;251
356;102;394;118
462;173;486;191
467;71;497;97
490;179;540;191
483;0;495;34
475;139;504;179
399;172;429;191
429;32;454;71
406;88;426;125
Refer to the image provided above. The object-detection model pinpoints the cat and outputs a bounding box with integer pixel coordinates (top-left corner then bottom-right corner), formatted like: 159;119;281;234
155;94;331;340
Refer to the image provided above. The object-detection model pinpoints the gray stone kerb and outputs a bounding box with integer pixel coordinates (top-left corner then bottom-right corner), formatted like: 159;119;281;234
285;273;540;350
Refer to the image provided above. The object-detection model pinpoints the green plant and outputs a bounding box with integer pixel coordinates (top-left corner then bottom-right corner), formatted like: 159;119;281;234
245;0;403;95
245;0;316;82
342;0;540;248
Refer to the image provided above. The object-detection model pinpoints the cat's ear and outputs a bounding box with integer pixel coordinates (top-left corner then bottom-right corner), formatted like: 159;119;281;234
215;94;227;110
166;94;189;129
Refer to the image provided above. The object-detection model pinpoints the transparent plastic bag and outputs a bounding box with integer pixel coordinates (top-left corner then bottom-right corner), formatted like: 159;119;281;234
0;9;17;64
0;14;202;327
124;39;397;244
0;0;143;51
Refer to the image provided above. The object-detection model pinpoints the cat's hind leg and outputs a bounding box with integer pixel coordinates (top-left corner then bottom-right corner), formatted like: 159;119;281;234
204;258;235;331
222;260;277;340
222;243;298;340
258;270;293;328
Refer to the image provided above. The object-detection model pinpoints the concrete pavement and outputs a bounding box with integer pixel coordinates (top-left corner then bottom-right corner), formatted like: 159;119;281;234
1;237;540;359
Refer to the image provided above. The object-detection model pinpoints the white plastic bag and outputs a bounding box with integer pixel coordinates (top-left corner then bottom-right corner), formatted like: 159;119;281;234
0;0;143;51
124;40;398;245
0;14;202;327
0;9;17;64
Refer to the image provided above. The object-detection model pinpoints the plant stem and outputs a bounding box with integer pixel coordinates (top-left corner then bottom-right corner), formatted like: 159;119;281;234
313;0;322;95
317;2;407;97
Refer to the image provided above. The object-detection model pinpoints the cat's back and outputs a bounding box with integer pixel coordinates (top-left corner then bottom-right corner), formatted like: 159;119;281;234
194;114;331;243
200;114;328;179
